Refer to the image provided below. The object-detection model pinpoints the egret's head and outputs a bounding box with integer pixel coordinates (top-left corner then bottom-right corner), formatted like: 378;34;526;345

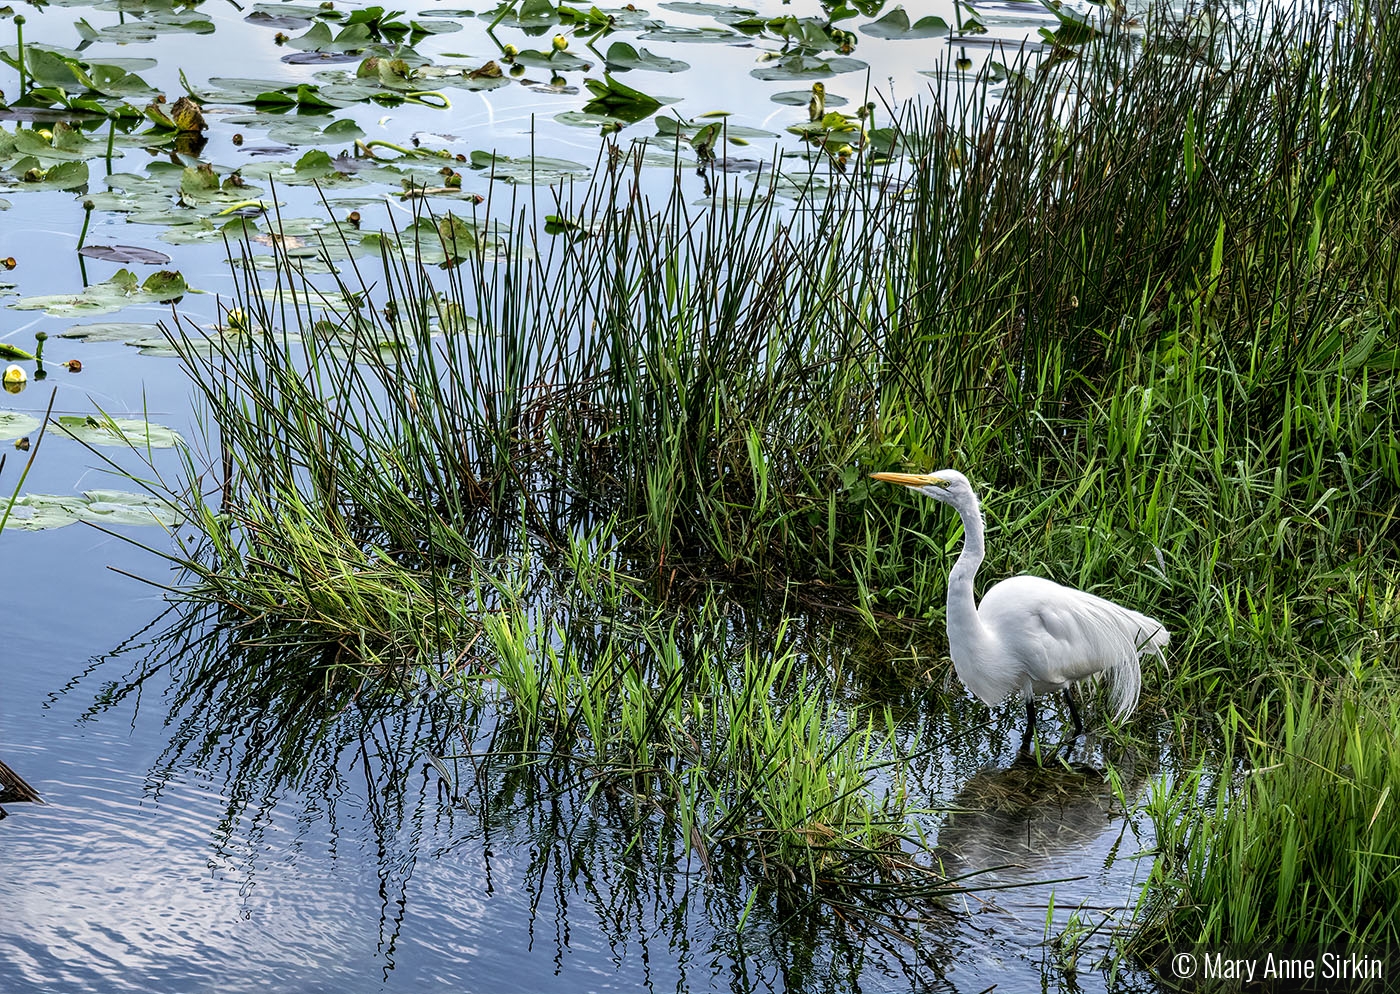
869;468;973;506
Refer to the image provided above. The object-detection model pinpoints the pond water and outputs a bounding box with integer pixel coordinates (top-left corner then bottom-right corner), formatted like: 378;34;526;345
1;0;1181;990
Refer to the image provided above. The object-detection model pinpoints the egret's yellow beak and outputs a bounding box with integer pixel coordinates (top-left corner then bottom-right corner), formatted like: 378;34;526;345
870;471;947;488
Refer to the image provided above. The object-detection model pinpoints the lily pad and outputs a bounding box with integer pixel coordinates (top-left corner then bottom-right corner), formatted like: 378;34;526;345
771;89;849;108
54;414;185;448
750;54;866;81
859;8;950;38
469;151;591;186
658;1;755;20
582;74;672;122
478;0;557;27
77;245;173;264
0;410;42;440
6;160;90;192
4;489;181;530
603;42;689;73
637;25;738;43
59;321;162;345
11;269;191;317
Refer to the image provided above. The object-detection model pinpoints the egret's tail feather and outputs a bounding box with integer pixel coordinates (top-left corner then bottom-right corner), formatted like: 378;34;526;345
1106;615;1169;719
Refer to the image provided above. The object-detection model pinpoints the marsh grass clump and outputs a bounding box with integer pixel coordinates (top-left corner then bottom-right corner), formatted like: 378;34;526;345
136;0;1400;937
1132;659;1400;964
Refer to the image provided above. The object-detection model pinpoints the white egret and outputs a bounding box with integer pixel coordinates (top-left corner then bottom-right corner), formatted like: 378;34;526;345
870;469;1169;750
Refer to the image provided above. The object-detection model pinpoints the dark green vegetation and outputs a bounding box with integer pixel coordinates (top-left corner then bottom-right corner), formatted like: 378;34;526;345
67;0;1400;979
1133;659;1400;964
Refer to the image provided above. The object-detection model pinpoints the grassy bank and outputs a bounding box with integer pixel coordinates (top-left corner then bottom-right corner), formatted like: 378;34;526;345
1132;659;1400;963
132;0;1400;940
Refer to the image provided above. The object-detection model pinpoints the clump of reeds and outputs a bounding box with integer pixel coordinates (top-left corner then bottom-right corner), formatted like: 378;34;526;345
131;0;1400;928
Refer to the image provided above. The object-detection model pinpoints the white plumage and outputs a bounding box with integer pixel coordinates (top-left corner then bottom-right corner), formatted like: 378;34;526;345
870;468;1169;748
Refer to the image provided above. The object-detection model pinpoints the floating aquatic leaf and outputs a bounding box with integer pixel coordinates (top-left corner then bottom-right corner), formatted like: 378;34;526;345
59;321;163;345
750;54;866;81
67;61;157;99
480;0;557;27
604;42;689;73
659;1;756;21
73;489;183;527
1038;1;1102;45
8;125;102;165
55;414;185;449
7;159;90;191
246;7;318;29
0;48;84;90
412;63;512;92
859;8;950;38
553;109;630;131
0;410;41;440
468;150;591;186
637;24;737;43
77;245;174;264
4;489;180;530
583;73;672;122
11;269;191;317
73;4;215;42
771;88;849;108
655;115;774;148
3;494;87;531
733;13;844;50
557;3;650;28
268;117;367;144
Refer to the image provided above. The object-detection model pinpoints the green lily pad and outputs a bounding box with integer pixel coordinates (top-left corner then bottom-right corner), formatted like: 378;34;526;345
553;110;631;130
582;73;673;122
54;414;185;448
859;8;950;38
637;25;737;43
658;1;754;20
4;489;181;530
557;3;650;28
3;494;88;531
78;245;173;264
59;321;162;345
750;54;866;81
6;159;90;191
468;150;592;186
265;117;367;145
0;410;42;440
503;48;586;72
10;124;105;165
11;269;191;317
771;89;849;108
0;47;86;90
76;6;216;43
604;42;689;73
478;0;557;27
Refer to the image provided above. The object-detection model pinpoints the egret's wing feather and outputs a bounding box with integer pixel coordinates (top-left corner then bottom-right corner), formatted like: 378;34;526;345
978;575;1168;717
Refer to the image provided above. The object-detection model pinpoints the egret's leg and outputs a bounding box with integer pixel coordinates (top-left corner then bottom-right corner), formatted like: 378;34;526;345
1063;688;1083;738
1019;699;1036;752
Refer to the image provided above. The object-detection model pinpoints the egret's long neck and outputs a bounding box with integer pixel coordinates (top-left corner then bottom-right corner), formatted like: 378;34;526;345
945;493;991;662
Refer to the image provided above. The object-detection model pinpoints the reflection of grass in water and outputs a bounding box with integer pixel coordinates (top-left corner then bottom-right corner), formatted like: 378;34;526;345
106;0;1400;968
